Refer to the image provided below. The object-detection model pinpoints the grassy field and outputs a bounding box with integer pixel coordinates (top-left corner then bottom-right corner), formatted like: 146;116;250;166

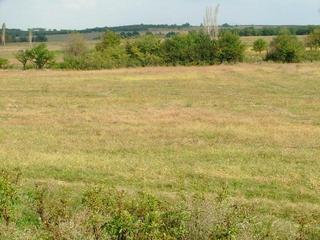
1;63;320;223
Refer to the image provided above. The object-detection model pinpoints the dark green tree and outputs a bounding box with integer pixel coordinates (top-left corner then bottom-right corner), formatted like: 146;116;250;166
266;32;305;63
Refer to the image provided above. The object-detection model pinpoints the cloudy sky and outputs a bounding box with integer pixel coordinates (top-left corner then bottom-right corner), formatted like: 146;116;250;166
0;0;319;30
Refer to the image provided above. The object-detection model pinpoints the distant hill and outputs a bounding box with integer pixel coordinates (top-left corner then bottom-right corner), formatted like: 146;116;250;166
3;23;320;43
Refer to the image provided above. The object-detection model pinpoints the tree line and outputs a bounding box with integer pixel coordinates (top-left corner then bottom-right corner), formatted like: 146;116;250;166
1;28;320;70
3;24;319;43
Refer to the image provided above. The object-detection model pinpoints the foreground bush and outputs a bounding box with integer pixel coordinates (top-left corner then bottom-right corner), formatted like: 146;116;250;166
266;33;305;63
1;169;320;239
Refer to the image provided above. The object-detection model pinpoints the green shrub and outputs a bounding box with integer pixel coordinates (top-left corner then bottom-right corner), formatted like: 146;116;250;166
82;188;188;240
218;31;246;63
252;38;268;54
304;50;320;62
161;31;219;65
96;31;121;51
266;33;305;63
15;45;55;70
61;55;90;70
0;169;21;226
15;50;29;70
1;177;320;239
126;35;163;66
0;58;9;69
26;44;55;69
60;33;91;70
61;30;248;69
305;28;320;50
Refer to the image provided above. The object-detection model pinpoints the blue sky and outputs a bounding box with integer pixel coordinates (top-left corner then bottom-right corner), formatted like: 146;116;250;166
0;0;319;29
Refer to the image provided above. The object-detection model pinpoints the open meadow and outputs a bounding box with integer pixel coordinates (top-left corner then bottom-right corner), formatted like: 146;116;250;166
0;63;320;238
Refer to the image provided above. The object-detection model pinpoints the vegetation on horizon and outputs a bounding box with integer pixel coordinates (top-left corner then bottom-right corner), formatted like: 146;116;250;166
1;27;318;70
2;24;319;43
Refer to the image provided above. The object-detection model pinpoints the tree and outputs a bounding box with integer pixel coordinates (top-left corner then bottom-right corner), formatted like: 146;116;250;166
62;33;89;70
64;33;88;57
96;31;121;51
218;32;245;63
203;4;220;39
27;44;55;69
253;39;267;54
266;32;305;63
305;29;320;50
64;33;89;57
15;50;29;70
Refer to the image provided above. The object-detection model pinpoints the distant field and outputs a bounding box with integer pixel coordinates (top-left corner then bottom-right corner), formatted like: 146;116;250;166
241;35;306;46
0;64;320;230
0;40;98;64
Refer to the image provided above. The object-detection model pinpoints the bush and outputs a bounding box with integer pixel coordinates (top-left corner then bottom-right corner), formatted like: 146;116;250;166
27;44;55;69
252;38;268;54
64;33;88;58
218;32;246;63
126;35;163;66
90;48;129;69
0;169;21;226
62;33;90;70
15;44;55;69
266;33;305;63
15;50;29;70
1;172;320;240
96;31;121;51
161;31;219;65
0;58;9;69
303;50;320;62
62;31;129;70
305;28;320;50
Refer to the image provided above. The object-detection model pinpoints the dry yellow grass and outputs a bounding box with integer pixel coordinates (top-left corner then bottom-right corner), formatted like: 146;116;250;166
0;64;320;222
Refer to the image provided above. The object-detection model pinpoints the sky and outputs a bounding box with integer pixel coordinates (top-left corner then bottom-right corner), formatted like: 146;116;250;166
0;0;319;30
